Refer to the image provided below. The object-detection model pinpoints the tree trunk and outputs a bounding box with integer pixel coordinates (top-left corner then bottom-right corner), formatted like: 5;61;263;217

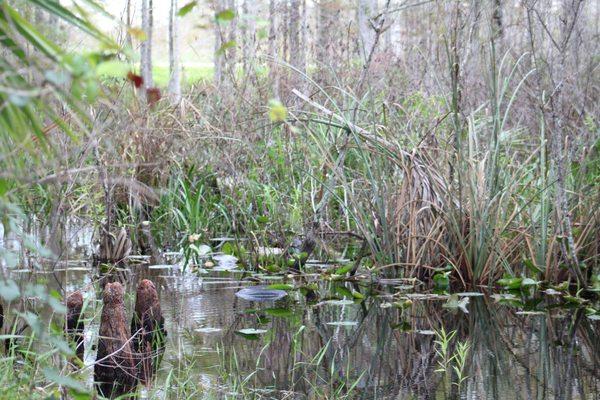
549;0;586;286
141;0;154;89
289;0;302;72
358;0;377;62
168;0;181;103
94;283;137;399
241;0;257;78
269;0;280;97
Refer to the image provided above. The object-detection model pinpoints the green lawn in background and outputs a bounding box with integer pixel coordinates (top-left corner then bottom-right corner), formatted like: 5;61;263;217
152;64;213;86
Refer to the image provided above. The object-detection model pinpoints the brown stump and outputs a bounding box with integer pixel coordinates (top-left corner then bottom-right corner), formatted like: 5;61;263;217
94;282;137;399
131;279;166;384
66;291;85;362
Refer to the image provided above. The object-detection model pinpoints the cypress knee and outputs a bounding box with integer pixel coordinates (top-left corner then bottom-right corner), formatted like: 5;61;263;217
66;291;84;362
94;282;137;399
131;279;166;384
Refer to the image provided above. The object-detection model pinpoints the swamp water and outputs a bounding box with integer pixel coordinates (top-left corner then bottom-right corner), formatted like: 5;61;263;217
2;228;599;399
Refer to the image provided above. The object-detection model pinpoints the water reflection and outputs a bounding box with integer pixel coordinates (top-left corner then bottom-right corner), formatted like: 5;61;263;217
3;262;599;399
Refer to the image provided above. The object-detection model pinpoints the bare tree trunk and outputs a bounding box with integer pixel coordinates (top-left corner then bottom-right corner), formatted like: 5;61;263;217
358;0;377;62
141;0;154;89
168;0;181;103
125;0;133;49
269;0;280;97
289;0;302;70
241;0;257;77
300;0;308;72
549;0;586;286
227;0;238;65
214;0;225;86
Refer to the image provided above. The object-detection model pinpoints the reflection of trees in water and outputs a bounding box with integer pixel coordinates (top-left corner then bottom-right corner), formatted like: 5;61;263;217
465;298;600;400
216;294;599;399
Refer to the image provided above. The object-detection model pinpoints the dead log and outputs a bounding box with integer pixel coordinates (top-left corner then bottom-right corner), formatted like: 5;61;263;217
94;282;137;399
131;279;166;384
66;291;84;363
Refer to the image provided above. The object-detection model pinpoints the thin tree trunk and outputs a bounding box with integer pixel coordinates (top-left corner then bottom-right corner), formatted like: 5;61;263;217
125;0;133;50
549;0;586;286
289;0;301;66
214;0;224;86
241;0;257;78
300;0;307;72
269;0;280;97
141;0;154;89
358;0;377;62
168;0;181;104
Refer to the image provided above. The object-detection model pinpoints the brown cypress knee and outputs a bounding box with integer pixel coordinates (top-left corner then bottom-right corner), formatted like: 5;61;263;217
131;279;166;384
66;291;84;362
94;282;137;399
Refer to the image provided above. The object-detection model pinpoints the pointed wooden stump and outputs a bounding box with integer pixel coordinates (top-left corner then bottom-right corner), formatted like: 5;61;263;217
131;279;166;385
66;291;84;363
94;282;137;399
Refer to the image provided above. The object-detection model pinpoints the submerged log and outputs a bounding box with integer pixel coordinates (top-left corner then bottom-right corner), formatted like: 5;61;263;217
131;279;166;384
66;291;85;363
94;282;137;399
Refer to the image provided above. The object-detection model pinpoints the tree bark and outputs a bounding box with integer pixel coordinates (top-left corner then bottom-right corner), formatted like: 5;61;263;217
141;0;154;89
269;0;280;97
358;0;377;62
289;0;303;73
241;0;258;79
94;283;137;399
168;0;181;103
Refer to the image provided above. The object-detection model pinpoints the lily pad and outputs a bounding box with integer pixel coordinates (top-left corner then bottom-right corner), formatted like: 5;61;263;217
236;328;268;335
326;321;358;326
194;327;222;333
323;299;355;306
235;286;288;302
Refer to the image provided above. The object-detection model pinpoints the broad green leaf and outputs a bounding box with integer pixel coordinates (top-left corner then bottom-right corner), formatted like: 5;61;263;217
43;368;88;394
96;60;130;78
0;280;20;301
215;9;235;23
178;1;198;16
335;264;353;275
216;40;236;56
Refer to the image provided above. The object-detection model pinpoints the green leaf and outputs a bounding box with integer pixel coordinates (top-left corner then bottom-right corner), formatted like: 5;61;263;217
266;283;294;291
351;290;364;299
178;1;198;16
268;99;287;122
215;9;235;23
497;277;523;290
221;242;234;255
0;280;20;301
264;307;294;317
520;278;539;288
335;264;353;275
523;259;543;274
216;40;236;56
96;60;130;78
43;368;88;394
